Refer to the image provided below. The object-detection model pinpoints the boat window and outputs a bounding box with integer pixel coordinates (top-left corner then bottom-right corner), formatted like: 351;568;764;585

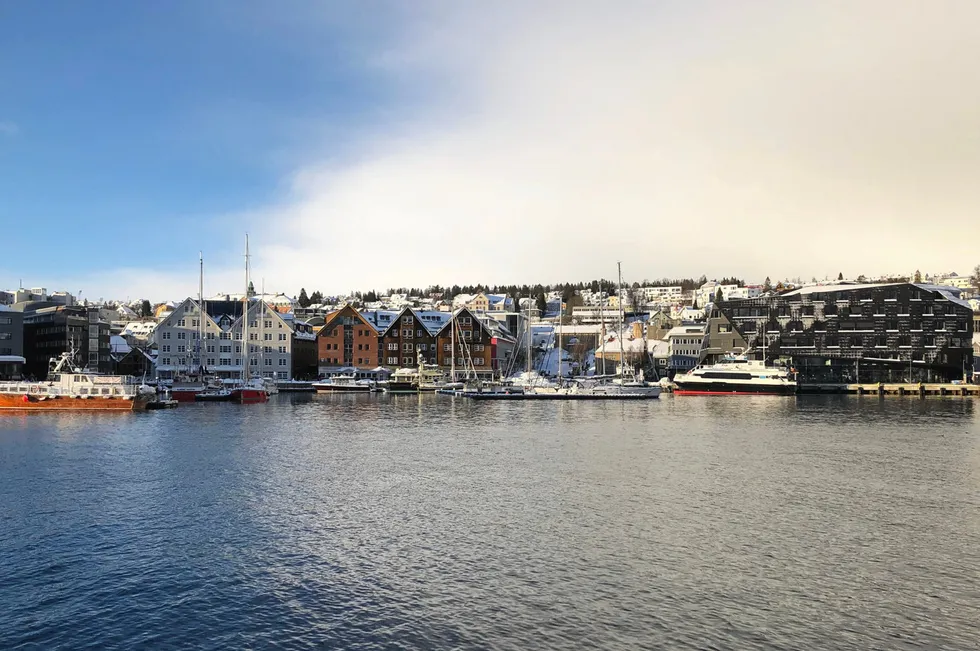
49;374;60;382
102;388;111;395
80;388;89;395
700;371;754;380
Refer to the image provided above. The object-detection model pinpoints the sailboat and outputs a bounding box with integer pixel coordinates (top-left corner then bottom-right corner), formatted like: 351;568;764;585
231;234;269;404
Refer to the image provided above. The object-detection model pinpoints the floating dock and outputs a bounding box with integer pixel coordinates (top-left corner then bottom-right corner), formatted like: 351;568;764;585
800;383;980;397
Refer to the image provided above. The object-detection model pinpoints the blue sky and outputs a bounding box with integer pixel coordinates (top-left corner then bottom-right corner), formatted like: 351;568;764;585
0;2;405;278
2;1;979;301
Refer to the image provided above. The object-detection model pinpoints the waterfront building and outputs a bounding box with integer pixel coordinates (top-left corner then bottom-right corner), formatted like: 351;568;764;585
666;325;707;374
700;309;749;364
378;308;449;368
154;298;312;381
717;282;974;384
0;306;24;379
434;308;496;378
317;305;380;375
21;305;111;379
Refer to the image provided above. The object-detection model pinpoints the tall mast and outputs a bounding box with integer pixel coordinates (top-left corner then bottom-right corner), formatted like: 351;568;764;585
526;295;532;377
199;252;204;373
243;234;250;380
450;308;456;382
618;262;626;383
599;281;606;376
557;296;562;381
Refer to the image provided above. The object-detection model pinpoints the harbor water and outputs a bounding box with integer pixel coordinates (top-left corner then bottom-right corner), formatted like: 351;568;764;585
1;395;978;650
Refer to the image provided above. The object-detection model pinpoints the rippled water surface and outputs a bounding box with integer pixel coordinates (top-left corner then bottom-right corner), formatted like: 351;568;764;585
2;395;979;650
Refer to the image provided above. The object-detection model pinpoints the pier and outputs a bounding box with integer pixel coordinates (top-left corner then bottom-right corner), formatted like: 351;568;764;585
800;383;980;397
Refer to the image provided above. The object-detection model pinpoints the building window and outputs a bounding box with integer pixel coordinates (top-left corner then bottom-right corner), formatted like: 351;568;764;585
278;346;286;353
403;343;413;351
177;319;185;327
265;359;272;366
387;357;398;365
162;332;171;340
279;333;286;341
417;329;423;337
278;359;287;366
444;344;451;352
403;357;413;365
402;329;413;338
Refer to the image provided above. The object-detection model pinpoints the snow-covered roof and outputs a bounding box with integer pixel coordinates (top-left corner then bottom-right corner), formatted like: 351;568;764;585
110;335;131;355
781;282;972;310
666;325;706;339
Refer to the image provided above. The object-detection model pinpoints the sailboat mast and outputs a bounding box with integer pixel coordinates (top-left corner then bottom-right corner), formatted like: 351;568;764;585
618;262;626;383
199;252;204;373
557;295;563;381
450;308;456;382
599;281;605;376
243;234;250;380
526;295;531;377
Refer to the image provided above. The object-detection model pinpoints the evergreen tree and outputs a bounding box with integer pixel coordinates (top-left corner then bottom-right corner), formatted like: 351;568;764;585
837;272;844;281
309;290;323;304
140;299;152;317
535;292;547;315
763;276;772;293
970;264;980;289
298;288;311;308
714;287;723;304
913;270;922;283
247;281;255;297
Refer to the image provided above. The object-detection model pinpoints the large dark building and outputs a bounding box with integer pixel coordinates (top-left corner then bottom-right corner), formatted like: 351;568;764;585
22;306;112;379
717;283;974;384
0;306;25;379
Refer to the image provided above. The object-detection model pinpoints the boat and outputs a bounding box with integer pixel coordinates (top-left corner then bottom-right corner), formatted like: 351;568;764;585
673;355;796;395
0;351;155;411
232;377;270;403
386;367;420;394
276;380;315;392
195;377;233;402
312;375;376;393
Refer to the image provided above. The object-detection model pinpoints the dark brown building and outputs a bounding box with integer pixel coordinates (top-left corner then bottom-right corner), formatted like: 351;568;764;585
378;308;446;368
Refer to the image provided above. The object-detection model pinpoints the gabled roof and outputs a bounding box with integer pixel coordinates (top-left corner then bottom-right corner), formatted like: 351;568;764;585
434;307;494;339
320;304;378;334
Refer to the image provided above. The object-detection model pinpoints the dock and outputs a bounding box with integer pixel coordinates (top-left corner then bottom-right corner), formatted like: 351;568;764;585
800;383;980;397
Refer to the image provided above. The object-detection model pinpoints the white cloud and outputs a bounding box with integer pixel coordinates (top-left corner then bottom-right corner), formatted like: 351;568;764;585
58;0;980;300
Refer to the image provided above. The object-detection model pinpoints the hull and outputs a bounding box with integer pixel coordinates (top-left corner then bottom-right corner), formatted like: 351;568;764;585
465;392;657;401
0;393;150;411
385;381;418;394
312;384;373;393
170;388;203;403
195;392;233;402
232;388;268;404
673;380;796;395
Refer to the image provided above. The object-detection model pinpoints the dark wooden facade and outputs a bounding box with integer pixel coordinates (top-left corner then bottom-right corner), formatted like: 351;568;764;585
718;283;974;383
435;308;495;377
379;308;440;369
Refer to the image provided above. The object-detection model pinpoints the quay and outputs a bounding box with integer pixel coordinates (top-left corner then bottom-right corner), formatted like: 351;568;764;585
799;383;980;397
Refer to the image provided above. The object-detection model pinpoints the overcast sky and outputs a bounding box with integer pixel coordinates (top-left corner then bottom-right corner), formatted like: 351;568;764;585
3;1;979;301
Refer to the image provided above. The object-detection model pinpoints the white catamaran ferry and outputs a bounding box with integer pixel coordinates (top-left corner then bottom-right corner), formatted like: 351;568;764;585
674;356;797;395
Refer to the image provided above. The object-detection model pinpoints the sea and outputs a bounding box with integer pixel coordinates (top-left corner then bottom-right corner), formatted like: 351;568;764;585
1;394;978;650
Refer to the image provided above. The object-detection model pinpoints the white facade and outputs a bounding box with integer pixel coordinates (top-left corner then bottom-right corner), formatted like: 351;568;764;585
666;325;707;371
639;286;683;302
153;298;304;380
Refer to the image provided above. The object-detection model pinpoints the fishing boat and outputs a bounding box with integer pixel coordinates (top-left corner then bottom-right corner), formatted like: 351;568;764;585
0;352;155;411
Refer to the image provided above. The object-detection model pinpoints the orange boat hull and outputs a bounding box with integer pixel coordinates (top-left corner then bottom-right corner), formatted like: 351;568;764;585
0;393;151;411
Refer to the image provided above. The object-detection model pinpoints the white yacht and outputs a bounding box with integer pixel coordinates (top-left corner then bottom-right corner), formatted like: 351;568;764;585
674;356;796;395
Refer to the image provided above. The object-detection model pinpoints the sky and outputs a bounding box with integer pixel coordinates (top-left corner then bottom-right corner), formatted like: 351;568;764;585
2;0;979;302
